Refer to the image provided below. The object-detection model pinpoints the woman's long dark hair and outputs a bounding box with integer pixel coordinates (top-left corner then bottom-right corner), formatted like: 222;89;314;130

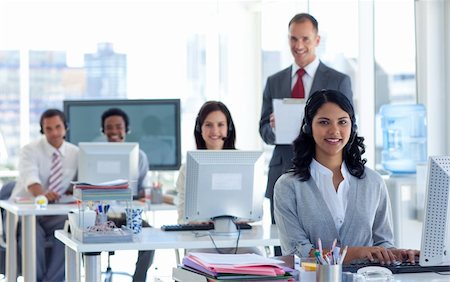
291;89;366;181
194;101;236;149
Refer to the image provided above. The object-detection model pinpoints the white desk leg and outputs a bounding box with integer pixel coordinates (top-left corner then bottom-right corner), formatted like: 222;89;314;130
5;211;17;282
65;245;81;282
83;253;101;282
175;249;181;265
22;215;37;282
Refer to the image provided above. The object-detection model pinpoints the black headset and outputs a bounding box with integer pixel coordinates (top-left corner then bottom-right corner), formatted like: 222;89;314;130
195;115;234;135
39;109;68;134
301;90;357;141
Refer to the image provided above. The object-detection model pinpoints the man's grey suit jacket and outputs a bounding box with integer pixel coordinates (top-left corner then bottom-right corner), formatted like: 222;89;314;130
259;61;353;199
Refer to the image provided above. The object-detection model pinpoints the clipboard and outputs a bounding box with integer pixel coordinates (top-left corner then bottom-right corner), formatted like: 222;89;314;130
273;98;306;144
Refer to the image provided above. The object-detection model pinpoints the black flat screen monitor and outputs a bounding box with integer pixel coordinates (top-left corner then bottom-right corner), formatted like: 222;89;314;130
64;99;181;171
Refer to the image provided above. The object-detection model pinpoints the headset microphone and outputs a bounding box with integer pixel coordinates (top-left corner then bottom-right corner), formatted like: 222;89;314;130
221;137;227;141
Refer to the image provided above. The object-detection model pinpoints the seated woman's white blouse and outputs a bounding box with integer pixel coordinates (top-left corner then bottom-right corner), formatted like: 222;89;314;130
310;159;351;232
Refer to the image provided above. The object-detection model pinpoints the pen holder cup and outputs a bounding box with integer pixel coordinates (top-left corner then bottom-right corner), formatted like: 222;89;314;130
316;264;342;282
125;208;143;234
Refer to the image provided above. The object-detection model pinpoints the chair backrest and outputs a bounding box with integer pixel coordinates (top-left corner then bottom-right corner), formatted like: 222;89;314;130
0;181;16;240
0;181;16;274
0;181;16;200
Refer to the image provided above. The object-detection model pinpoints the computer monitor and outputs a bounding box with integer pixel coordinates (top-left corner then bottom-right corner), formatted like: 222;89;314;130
420;156;450;266
64;99;181;171
184;150;264;234
78;142;139;196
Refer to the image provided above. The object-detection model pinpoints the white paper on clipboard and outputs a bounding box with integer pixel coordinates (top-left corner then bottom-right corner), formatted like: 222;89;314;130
273;98;306;144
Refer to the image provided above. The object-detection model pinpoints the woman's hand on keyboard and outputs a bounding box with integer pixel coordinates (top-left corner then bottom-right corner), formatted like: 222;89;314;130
346;246;397;265
390;248;420;264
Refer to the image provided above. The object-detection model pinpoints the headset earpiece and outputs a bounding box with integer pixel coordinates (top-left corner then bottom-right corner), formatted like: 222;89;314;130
195;117;201;133
348;123;358;144
228;120;234;134
302;123;311;136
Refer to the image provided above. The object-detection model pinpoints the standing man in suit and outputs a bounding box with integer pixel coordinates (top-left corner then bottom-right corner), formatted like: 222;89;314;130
101;108;155;282
11;109;79;281
259;13;353;255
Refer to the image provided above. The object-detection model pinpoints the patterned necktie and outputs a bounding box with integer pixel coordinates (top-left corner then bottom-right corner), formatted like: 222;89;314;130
49;151;63;194
292;68;306;98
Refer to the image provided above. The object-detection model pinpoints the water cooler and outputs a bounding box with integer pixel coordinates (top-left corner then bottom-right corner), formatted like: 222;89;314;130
379;104;427;248
380;104;427;173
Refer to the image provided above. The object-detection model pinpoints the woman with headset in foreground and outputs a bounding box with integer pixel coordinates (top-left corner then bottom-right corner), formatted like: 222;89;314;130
274;89;419;264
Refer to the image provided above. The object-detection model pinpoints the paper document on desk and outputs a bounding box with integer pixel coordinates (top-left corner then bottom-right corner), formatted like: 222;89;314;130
71;179;128;186
71;179;129;190
273;99;306;144
189;252;284;265
185;253;286;277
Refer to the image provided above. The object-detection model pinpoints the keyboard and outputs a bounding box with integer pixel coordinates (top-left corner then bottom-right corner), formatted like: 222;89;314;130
161;222;252;231
343;260;450;274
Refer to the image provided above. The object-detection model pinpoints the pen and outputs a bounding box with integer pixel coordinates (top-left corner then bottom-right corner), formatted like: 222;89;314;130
333;246;341;265
318;238;323;256
314;250;327;265
98;204;102;213
339;246;348;264
331;238;337;253
324;254;331;265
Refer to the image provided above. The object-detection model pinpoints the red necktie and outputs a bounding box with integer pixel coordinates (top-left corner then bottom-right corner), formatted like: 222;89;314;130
49;151;63;195
292;68;306;98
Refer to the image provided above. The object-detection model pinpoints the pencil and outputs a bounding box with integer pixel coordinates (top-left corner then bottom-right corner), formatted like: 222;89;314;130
339;246;348;264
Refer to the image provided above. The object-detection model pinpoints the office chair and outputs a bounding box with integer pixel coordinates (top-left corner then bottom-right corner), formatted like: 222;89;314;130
0;181;21;276
102;251;133;282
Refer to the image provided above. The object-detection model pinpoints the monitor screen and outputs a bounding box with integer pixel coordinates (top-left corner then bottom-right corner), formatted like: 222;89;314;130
184;150;264;233
420;156;450;266
64;99;181;171
78;142;139;196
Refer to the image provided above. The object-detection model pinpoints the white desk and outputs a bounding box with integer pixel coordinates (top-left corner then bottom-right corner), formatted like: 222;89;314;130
0;199;175;282
393;272;450;281
55;224;280;282
0;200;77;282
174;268;450;282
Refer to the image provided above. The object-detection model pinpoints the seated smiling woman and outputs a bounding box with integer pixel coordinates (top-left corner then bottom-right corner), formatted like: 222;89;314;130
274;89;419;265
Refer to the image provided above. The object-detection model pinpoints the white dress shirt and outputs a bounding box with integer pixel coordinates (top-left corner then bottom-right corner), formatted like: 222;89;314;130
310;159;351;232
291;56;320;98
11;137;79;199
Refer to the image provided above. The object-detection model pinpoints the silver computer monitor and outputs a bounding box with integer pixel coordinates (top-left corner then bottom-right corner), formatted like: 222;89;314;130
184;150;264;234
420;156;450;266
78;142;140;196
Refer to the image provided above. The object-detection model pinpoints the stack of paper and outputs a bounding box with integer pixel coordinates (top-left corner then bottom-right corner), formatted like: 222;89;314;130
177;253;295;281
72;179;129;189
72;179;132;201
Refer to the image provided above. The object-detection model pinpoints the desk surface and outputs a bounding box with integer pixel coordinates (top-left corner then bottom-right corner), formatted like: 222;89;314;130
0;200;77;216
0;200;175;216
55;224;280;253
393;272;450;281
